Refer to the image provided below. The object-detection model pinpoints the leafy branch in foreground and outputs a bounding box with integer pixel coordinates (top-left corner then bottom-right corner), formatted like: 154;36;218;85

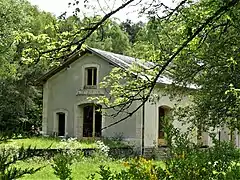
0;146;43;180
96;0;240;130
171;0;240;132
20;0;136;66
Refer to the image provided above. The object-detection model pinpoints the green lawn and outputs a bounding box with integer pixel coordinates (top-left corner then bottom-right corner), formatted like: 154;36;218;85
16;157;164;180
0;137;132;179
0;136;129;149
17;157;124;180
0;137;96;149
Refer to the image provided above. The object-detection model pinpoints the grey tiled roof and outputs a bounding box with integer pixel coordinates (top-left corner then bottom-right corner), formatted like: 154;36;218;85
87;47;173;85
88;47;137;68
37;46;196;88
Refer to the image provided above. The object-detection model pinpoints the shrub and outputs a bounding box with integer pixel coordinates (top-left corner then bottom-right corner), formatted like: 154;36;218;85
52;152;74;180
96;140;110;157
89;130;240;180
52;138;85;180
160;142;240;179
58;138;84;162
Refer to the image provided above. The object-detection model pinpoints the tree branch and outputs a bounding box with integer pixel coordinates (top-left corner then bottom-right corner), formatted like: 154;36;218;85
39;0;137;57
101;0;240;130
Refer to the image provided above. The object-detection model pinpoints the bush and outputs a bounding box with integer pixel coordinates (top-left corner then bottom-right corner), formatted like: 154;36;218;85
52;152;74;180
155;122;240;180
58;138;84;162
89;136;240;179
158;139;240;180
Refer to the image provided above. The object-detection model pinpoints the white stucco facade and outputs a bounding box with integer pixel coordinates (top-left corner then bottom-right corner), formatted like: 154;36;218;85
41;49;240;150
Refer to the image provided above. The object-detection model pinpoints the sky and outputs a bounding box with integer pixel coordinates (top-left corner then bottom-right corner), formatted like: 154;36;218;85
28;0;179;22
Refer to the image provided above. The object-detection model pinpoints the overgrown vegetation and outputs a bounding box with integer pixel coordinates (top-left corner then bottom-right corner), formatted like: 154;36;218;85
1;130;240;179
90;130;240;180
0;136;126;179
0;142;43;179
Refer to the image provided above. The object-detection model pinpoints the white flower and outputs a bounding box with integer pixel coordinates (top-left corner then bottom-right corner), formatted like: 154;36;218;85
95;140;110;157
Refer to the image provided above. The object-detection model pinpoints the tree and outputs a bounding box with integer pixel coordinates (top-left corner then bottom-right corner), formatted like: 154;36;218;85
19;0;136;66
0;0;55;134
0;0;136;134
94;0;240;131
170;0;240;132
120;19;144;44
86;19;131;54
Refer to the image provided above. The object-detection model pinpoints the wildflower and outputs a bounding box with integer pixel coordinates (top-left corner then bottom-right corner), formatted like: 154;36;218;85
213;161;218;167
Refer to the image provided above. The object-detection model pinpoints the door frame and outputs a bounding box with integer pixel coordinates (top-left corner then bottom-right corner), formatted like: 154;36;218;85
53;109;68;136
82;104;102;138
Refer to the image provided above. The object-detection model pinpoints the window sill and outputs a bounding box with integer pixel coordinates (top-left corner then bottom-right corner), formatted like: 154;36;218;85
76;88;104;96
84;85;97;89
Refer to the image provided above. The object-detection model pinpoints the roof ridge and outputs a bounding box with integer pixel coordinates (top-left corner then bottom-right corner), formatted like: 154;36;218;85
88;47;136;59
87;47;151;69
87;47;131;68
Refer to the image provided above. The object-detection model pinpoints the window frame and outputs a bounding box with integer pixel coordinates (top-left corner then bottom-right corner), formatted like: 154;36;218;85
53;109;68;137
82;64;99;89
85;67;97;88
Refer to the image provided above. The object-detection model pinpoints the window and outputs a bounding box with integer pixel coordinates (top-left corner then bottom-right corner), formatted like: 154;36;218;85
85;67;97;88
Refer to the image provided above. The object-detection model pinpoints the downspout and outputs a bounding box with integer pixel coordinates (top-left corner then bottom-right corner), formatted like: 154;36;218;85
142;102;145;155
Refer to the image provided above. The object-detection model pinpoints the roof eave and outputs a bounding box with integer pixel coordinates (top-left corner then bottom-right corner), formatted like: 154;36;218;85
34;51;87;86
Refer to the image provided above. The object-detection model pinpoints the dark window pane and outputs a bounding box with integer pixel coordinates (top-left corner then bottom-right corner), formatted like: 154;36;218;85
93;68;97;85
158;107;165;138
87;69;93;85
83;106;93;137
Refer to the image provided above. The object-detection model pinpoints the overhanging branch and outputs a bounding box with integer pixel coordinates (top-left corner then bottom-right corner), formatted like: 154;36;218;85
101;0;240;131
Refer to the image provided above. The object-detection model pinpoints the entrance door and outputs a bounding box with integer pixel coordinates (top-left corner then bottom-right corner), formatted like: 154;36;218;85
83;106;94;137
83;105;102;137
58;113;65;136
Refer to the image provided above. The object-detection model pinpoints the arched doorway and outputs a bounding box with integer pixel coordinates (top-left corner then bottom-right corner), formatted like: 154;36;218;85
82;104;102;137
53;109;68;137
158;106;171;146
